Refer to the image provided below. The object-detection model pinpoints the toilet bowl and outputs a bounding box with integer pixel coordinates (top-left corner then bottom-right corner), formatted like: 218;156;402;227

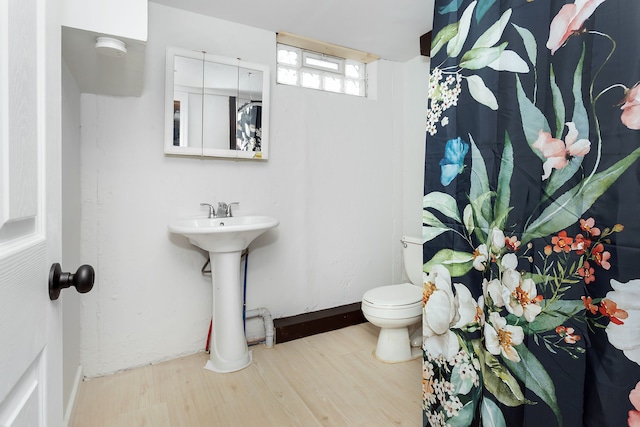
361;236;423;363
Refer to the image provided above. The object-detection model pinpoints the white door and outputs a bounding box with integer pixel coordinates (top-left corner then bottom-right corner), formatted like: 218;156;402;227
0;0;64;425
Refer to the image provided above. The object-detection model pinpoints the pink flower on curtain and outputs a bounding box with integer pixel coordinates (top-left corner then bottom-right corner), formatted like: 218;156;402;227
621;84;640;130
582;296;598;314
578;261;595;284
533;122;591;180
600;299;628;325
580;217;601;237
591;243;611;270
551;230;574;253
629;381;640;426
546;0;606;55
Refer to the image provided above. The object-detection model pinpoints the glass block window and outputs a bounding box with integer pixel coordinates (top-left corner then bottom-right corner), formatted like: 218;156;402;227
277;43;367;97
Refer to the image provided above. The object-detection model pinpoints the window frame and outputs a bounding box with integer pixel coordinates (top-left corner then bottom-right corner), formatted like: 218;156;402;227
276;43;367;97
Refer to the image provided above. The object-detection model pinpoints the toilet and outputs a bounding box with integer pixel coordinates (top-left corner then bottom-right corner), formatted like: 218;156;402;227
361;236;423;363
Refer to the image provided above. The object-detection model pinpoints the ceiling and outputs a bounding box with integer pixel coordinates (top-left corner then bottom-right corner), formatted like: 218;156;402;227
149;0;435;62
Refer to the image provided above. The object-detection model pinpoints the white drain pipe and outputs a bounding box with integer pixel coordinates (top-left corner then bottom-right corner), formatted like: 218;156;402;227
245;307;274;348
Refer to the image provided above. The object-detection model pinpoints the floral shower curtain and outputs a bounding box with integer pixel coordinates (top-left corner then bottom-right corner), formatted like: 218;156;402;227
422;1;640;426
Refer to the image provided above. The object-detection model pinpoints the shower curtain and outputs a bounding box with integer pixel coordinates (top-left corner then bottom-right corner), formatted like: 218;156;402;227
422;1;640;426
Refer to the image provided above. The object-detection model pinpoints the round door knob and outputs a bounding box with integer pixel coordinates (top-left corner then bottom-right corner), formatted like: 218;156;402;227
49;263;95;300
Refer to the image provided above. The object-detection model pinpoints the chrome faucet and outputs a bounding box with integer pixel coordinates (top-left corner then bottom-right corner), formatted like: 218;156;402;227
200;203;215;218
216;202;228;218
214;201;239;217
201;201;239;218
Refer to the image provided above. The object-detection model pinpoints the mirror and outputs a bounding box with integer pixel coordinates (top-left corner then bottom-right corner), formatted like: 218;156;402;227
165;47;270;159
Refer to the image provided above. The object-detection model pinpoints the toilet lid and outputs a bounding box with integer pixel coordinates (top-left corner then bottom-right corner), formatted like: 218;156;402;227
363;283;422;307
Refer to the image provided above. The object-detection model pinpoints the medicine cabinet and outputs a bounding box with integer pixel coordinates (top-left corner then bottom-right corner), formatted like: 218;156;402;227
164;47;270;159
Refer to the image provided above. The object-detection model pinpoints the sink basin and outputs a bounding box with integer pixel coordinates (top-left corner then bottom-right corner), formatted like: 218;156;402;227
168;215;279;252
168;214;279;373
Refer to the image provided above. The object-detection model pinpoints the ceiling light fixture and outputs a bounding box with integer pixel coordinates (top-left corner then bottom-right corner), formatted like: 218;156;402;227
95;37;127;57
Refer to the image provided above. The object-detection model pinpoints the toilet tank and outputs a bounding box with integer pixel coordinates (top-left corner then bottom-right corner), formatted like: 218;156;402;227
402;236;423;286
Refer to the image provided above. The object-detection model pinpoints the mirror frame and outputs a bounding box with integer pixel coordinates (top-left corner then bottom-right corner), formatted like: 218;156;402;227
164;47;270;160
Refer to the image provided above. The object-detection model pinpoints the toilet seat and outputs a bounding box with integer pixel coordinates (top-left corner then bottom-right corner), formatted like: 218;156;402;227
363;283;421;306
362;283;422;319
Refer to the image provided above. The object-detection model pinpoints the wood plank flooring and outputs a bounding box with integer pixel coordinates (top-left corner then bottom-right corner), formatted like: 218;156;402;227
71;323;421;427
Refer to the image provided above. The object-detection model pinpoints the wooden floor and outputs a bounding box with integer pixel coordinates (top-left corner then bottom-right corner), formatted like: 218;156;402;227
71;323;422;426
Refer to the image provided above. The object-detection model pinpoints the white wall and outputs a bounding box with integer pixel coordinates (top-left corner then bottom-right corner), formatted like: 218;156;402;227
402;56;430;240
79;2;428;377
61;0;147;42
61;61;83;418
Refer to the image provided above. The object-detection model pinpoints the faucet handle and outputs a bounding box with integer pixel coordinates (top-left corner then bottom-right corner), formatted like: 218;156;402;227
200;203;215;218
226;202;239;217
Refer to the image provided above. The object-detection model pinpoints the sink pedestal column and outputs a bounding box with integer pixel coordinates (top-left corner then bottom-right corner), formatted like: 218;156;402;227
205;250;251;373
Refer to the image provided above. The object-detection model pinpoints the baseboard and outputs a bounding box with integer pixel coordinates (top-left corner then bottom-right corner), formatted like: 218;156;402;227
62;365;83;427
274;302;366;344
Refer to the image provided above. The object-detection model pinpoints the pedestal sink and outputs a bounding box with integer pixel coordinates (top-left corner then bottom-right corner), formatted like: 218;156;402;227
168;215;279;373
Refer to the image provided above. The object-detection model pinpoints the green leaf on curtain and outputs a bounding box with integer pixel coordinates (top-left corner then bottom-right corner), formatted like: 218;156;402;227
424;191;462;222
481;397;507;427
521;146;640;244
522;272;548;284
544;155;584;201
438;0;464;14
469;134;492;241
447;1;477;58
487;50;530;73
512;300;584;334
550;65;565;138
431;22;460;57
516;75;550;161
494;132;513;230
572;46;589;152
423;225;449;242
460;43;508;70
466;75;498;110
492;208;513;238
504;344;563;426
471;340;527;407
512;24;537;67
452;363;475;395
423;249;474;277
469;135;490;208
423;210;448;228
473;8;512;49
447;401;476;426
463;204;475;237
471;191;494;243
476;0;497;22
